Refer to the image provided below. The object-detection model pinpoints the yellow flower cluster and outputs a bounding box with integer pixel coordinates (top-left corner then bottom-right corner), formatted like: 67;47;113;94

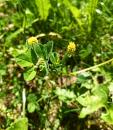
27;36;38;45
67;42;76;56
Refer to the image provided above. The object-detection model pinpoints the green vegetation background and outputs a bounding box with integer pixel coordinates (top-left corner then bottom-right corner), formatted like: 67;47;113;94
1;0;113;130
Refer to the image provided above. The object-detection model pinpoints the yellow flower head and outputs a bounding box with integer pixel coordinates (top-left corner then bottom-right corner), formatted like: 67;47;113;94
27;36;38;45
67;42;76;56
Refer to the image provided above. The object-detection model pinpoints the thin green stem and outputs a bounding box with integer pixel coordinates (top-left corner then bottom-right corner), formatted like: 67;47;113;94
71;58;113;75
64;109;80;114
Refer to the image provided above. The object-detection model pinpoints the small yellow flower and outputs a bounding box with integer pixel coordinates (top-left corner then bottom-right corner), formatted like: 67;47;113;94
27;36;38;45
67;42;76;56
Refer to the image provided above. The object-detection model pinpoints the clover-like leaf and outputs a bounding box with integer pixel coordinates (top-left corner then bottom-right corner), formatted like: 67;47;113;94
77;86;108;118
6;118;28;130
55;88;76;102
16;50;33;67
27;102;36;113
24;67;36;81
101;105;113;124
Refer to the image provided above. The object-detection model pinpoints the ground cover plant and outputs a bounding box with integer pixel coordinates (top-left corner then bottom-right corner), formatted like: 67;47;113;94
1;0;113;130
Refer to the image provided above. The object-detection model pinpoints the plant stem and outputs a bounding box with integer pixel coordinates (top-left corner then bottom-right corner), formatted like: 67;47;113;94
64;108;80;114
72;58;113;75
22;88;26;117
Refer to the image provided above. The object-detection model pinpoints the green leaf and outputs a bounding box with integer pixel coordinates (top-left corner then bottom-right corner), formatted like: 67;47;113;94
79;44;92;59
77;72;91;84
63;0;82;27
27;102;36;113
6;28;23;46
30;49;38;64
84;0;99;32
11;48;27;57
55;88;76;102
101;105;113;124
16;51;33;67
0;64;6;76
27;93;37;103
77;86;108;118
33;44;44;58
33;42;53;60
78;94;105;118
24;67;36;81
6;118;28;130
44;41;53;54
44;41;53;59
49;52;56;64
35;0;51;20
87;0;98;15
